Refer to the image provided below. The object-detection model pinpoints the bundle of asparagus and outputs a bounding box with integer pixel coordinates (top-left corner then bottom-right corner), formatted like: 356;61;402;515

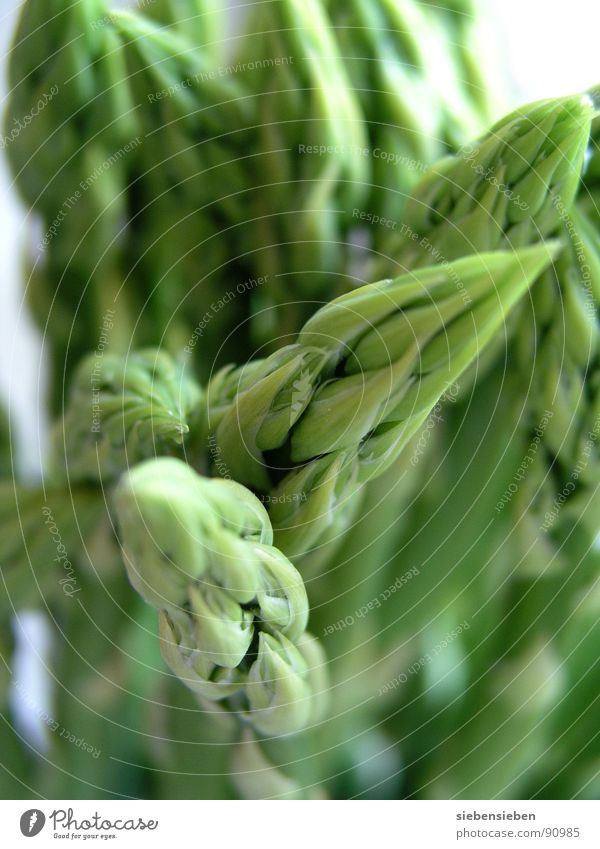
2;0;600;801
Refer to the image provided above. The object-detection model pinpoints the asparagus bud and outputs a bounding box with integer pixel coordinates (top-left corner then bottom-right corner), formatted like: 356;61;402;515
390;90;596;270
246;633;314;736
52;349;202;484
114;458;325;733
114;457;268;607
188;585;254;669
207;245;558;556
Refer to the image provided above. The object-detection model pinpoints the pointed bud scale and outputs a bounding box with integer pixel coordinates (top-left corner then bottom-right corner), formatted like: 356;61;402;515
246;633;313;736
209;349;327;491
114;459;211;608
159;609;245;701
202;479;273;545
256;545;310;640
115;458;273;607
189;585;254;669
271;453;363;559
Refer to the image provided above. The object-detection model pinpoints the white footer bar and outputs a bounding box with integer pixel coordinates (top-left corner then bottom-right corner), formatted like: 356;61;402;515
1;800;599;848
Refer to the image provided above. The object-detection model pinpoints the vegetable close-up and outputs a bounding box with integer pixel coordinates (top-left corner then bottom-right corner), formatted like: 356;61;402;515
1;0;600;811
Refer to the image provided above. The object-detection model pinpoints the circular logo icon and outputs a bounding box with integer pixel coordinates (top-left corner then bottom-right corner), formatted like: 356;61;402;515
20;810;46;837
